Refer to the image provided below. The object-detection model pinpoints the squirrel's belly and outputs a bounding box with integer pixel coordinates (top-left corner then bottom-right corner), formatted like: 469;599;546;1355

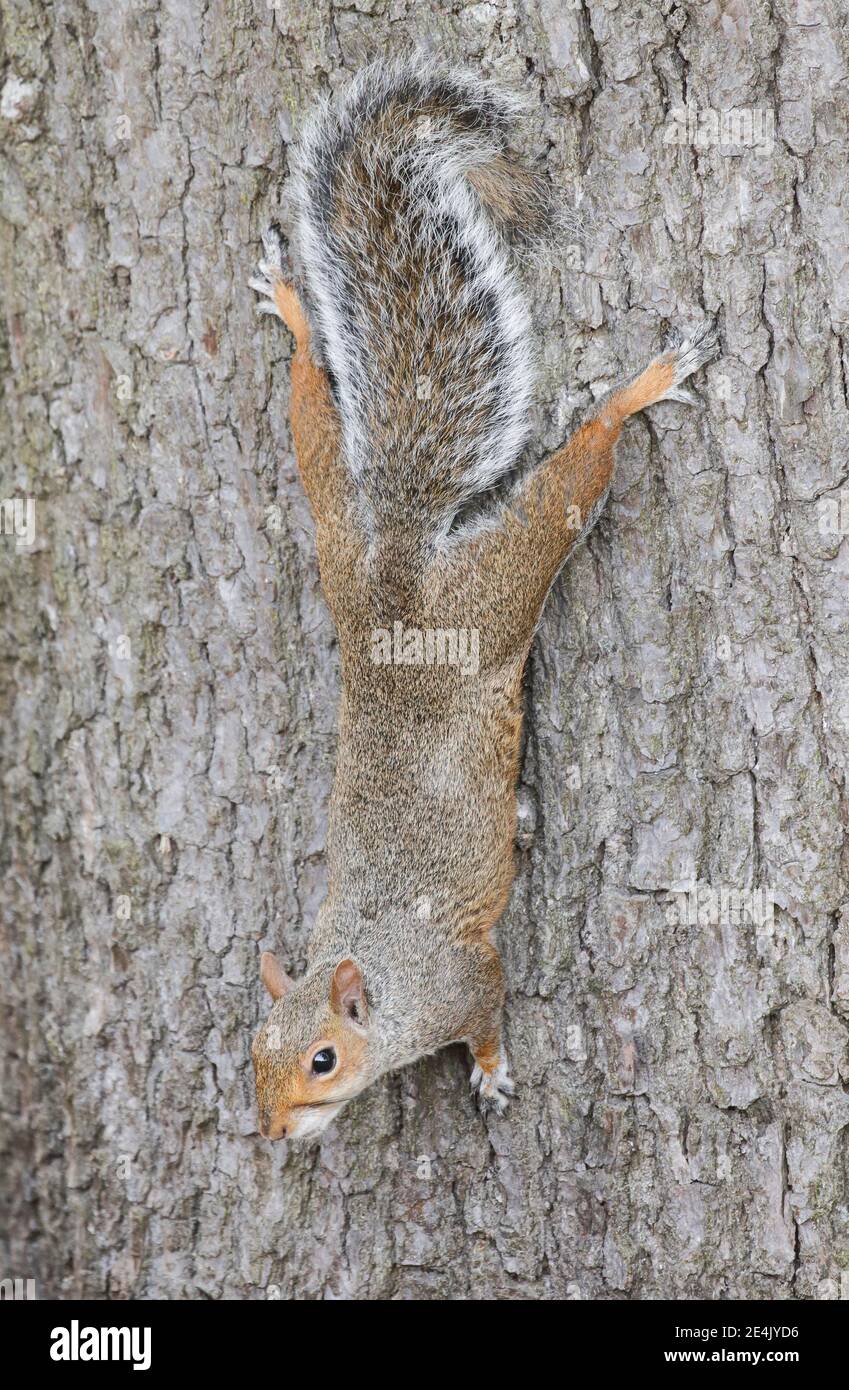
327;707;520;935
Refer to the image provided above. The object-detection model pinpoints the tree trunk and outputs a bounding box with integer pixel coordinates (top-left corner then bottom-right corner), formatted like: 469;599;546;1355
2;0;848;1301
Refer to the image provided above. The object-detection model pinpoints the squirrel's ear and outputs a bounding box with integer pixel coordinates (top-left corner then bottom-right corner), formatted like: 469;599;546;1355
331;958;368;1024
260;951;293;1001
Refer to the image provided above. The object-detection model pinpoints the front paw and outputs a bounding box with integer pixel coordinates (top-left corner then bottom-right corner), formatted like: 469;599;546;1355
470;1056;515;1114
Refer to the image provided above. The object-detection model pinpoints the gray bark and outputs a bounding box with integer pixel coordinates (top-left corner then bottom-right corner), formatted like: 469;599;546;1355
2;0;848;1301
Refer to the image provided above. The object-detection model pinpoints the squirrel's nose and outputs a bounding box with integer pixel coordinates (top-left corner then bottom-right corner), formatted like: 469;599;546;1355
259;1109;288;1141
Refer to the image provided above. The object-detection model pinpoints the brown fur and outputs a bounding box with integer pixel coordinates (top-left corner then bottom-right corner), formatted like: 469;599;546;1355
249;67;717;1139
254;270;712;1136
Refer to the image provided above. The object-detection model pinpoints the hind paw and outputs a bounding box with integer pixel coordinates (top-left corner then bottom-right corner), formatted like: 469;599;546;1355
250;227;310;345
660;320;720;402
249;225;293;319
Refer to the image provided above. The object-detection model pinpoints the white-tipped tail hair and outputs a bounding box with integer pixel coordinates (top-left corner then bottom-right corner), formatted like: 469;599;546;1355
288;58;555;542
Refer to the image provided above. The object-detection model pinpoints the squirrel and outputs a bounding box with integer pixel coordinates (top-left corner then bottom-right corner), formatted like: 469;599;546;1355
249;59;718;1142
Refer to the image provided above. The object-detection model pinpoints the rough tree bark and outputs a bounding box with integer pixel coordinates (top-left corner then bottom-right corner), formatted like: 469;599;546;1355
2;0;848;1301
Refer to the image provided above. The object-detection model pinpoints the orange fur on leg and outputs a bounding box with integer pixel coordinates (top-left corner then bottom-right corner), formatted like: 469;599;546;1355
273;279;310;351
252;230;358;527
469;330;714;640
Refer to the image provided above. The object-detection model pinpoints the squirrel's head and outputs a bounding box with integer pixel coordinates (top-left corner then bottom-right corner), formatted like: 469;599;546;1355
251;952;372;1142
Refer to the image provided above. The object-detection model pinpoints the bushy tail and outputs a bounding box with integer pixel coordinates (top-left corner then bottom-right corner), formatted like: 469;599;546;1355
290;59;555;544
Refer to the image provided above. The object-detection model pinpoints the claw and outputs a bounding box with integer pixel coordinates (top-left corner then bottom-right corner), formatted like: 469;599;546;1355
663;385;703;408
260;225;291;279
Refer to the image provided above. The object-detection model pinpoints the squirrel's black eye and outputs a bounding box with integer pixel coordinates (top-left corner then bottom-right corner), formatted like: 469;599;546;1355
312;1047;336;1075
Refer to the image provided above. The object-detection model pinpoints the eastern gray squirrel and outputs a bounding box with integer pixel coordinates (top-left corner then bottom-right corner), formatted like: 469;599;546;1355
249;59;718;1141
